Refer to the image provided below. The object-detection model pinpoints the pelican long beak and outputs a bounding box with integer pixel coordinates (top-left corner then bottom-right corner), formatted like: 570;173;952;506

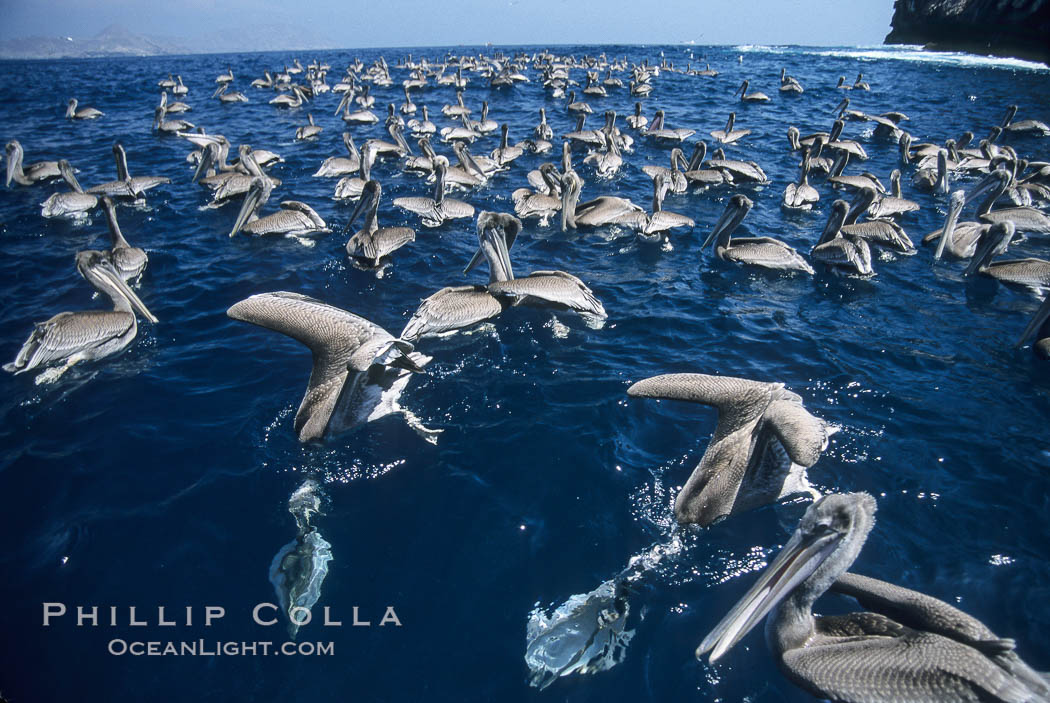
963;223;1013;276
702;198;747;250
192;143;217;184
696;525;843;663
343;184;374;234
963;170;1008;207
5;148;14;188
1018;296;1050;349
934;192;965;261
833;97;848;115
230;179;265;237
92;257;159;323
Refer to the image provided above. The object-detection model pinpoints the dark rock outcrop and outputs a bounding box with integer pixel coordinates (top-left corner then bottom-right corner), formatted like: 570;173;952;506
885;0;1050;65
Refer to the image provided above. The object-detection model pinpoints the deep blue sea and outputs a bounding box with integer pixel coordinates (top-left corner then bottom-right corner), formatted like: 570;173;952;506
1;43;1049;702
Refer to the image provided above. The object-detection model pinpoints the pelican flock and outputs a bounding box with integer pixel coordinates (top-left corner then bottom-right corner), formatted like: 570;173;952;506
3;44;1050;703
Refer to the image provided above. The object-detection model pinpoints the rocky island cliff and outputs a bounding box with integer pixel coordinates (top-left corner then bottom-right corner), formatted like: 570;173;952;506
885;0;1050;65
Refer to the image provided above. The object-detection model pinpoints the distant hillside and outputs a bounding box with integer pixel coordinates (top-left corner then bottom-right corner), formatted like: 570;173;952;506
0;23;341;59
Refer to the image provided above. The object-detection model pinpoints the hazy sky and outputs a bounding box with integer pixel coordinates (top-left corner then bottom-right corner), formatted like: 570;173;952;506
0;0;895;47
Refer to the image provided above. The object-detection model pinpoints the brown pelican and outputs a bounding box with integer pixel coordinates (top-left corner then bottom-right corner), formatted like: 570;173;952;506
393;157;475;228
619;173;695;242
153;106;194;134
66;98;103;120
853;72;870;89
964;222;1050;294
215;67;233;85
491;124;524;168
407;105;436;136
913;149;949;193
1018;295;1050;359
560;170;644;231
441;91;471;118
295;114;322;141
468;101;498;134
159;90;191;114
710;112;750;145
625;102;648;130
779;68;803;93
735;79;770;103
702;195;813;274
782;148;819;210
5;140;61;187
271;86;308;108
564;113;605;148
213;84;248;103
41;160;99;219
840;187;916;253
967;169;1050;235
88;143;170;198
467;211;607;321
313;133;360;177
872;169;919;217
924;191;988;260
4;250;157;379
627;372;833;526
333;142;377;201
230;177;329;239
583;130;623;179
645;110;695;142
566;91;593;115
226;292;435;443
251;72;274;89
706;149;769;184
344;180;415;267
697;492;1050;703
641;148;688;193
399;216;514;343
683;141;727;187
825;120;868;161
98;196;147;282
1000;105;1050;136
512;167;562;226
399;85;416;115
812;200;875;277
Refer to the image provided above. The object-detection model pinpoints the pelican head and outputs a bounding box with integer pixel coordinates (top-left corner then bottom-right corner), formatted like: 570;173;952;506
963;169;1011;214
933;190;967;261
817;199;850;247
703;194;753;250
5;139;24;187
344;179;381;234
465;211;520;283
229;177;272;237
697;492;876;663
75;250;159;323
559;169;583;232
964;221;1015;276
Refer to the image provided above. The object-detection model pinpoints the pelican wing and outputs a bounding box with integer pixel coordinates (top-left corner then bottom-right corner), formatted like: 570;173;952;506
764;396;831;468
831;573;1002;647
781;627;1038;703
5;311;133;374
226;292;394;441
723;239;814;274
627;373;773;437
438;198;475;220
841;220;915;253
400;285;504;342
392;196;437;216
488;271;605;317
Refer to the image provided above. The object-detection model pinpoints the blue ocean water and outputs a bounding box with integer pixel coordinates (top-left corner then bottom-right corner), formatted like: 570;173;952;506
0;43;1048;701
